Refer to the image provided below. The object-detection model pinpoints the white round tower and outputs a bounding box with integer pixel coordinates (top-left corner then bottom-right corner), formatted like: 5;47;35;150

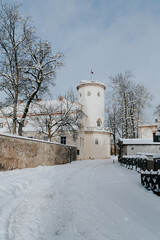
76;80;110;160
77;80;106;129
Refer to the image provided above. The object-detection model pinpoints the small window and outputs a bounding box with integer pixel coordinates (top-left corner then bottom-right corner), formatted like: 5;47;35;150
77;149;80;155
87;91;91;96
44;136;48;141
61;136;66;144
97;120;101;127
79;93;82;97
0;123;3;128
95;139;98;144
97;92;100;97
131;147;134;150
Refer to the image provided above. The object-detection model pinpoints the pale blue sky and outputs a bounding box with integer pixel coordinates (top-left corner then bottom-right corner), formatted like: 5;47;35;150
3;0;160;119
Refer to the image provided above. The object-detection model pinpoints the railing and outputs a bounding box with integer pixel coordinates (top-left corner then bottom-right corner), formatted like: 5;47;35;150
141;171;160;196
119;156;147;172
154;158;160;171
119;156;160;196
84;127;111;132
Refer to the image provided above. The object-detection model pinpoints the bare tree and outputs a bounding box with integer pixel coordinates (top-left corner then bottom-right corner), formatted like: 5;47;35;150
0;2;63;136
154;105;160;119
105;93;121;155
17;40;63;136
106;71;152;140
29;89;84;141
0;2;33;134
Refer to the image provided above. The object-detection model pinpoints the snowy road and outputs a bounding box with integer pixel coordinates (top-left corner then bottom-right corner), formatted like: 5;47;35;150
0;159;160;240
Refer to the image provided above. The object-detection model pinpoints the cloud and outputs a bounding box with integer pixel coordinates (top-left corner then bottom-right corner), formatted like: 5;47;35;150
3;0;160;120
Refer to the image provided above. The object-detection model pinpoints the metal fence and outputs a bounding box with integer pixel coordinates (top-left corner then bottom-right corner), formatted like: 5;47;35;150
119;156;160;171
141;171;160;196
153;158;160;171
119;156;147;172
119;156;160;196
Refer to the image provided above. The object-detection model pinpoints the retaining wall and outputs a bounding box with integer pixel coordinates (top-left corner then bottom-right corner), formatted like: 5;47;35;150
0;134;77;170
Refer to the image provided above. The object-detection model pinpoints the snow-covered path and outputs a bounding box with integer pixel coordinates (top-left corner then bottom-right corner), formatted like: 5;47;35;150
0;159;160;240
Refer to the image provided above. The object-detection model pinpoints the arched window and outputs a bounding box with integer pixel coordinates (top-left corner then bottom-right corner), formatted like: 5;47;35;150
97;118;102;127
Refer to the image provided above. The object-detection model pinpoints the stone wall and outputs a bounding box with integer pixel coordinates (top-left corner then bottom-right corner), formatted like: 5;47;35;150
0;134;77;170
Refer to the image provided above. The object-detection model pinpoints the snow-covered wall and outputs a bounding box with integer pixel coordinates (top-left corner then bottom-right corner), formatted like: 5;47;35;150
123;144;160;156
0;134;77;170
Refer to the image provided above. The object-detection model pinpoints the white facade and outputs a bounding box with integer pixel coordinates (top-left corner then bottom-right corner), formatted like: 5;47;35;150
77;80;111;160
138;124;158;139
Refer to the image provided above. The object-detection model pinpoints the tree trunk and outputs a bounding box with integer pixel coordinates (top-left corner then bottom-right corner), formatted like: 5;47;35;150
124;94;128;138
17;83;41;135
18;121;24;136
48;127;51;141
113;133;116;156
13;97;18;134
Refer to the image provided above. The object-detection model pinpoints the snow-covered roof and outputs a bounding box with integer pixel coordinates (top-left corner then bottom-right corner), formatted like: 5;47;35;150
119;138;160;145
0;99;83;133
0;99;82;117
155;131;160;136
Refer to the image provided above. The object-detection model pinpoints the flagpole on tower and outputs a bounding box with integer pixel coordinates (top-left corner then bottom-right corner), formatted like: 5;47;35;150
90;70;94;81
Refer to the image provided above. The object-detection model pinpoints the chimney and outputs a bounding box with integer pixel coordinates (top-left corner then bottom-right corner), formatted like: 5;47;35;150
58;96;63;101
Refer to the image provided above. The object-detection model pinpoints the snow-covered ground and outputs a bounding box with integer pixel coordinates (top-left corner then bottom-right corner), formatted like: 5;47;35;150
0;159;160;240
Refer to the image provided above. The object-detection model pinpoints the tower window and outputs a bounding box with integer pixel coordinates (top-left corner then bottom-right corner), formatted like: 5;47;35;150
95;139;98;144
97;120;101;127
61;136;66;144
79;93;82;97
87;91;91;96
97;119;102;127
97;92;100;97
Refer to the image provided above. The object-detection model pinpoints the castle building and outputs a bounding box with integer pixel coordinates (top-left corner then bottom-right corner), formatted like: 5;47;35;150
0;80;111;160
76;80;111;159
